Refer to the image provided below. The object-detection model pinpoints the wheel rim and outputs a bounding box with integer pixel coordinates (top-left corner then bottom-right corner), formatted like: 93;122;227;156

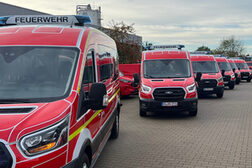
82;162;88;168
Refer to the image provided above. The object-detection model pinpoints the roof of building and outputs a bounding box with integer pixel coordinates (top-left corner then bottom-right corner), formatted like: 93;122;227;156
0;2;49;16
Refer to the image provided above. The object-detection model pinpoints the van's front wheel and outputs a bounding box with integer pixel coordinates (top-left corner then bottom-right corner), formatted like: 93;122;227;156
76;153;90;168
189;108;197;117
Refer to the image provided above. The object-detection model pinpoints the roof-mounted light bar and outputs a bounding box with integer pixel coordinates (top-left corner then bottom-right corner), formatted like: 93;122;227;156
214;54;230;58
190;51;210;55
0;15;91;26
153;45;185;50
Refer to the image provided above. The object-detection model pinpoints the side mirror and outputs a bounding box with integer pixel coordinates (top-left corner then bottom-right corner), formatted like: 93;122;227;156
221;70;225;76
232;68;235;73
131;73;139;87
195;72;202;82
238;67;240;70
88;83;108;110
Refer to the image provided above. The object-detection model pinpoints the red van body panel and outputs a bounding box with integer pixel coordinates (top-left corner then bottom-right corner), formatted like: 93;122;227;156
0;20;120;168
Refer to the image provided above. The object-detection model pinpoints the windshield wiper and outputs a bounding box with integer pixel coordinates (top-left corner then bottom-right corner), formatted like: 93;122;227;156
144;74;155;78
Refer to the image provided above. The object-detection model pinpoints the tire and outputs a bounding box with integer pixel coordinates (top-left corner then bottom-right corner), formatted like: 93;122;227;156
139;106;147;117
110;112;119;139
216;91;224;98
76;153;90;168
189;108;197;117
229;83;235;89
247;78;251;82
236;79;240;84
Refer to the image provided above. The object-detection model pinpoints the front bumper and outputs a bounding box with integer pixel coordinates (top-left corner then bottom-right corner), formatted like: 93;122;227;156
197;86;224;95
120;84;138;96
241;72;251;80
139;97;197;112
223;80;235;87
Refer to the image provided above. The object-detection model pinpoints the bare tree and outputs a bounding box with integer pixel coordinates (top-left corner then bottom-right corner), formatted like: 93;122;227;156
215;36;245;57
104;21;141;64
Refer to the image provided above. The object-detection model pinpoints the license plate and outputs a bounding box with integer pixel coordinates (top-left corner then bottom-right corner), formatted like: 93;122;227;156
243;76;248;78
224;81;229;84
161;102;178;107
203;88;214;91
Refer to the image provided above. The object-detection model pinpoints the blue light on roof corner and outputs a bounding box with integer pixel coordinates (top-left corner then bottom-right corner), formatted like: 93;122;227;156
0;16;9;25
75;15;91;25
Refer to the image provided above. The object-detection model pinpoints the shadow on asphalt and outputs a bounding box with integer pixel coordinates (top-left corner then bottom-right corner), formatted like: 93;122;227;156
142;111;193;120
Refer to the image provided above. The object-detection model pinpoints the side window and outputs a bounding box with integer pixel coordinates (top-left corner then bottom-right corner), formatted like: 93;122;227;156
83;50;95;85
77;49;96;119
112;49;119;80
98;45;113;82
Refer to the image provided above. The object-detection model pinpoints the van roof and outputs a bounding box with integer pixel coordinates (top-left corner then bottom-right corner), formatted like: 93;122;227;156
190;55;215;61
215;57;228;62
142;50;189;60
0;25;87;46
233;59;246;63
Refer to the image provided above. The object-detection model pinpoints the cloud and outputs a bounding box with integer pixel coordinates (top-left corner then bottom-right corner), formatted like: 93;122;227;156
2;0;252;54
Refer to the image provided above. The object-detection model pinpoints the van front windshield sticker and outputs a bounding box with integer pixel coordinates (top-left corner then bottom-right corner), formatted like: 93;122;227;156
0;46;79;103
143;59;191;78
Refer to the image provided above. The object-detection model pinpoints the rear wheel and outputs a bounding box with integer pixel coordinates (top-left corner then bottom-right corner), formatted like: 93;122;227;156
247;78;251;82
189;108;197;117
110;111;119;139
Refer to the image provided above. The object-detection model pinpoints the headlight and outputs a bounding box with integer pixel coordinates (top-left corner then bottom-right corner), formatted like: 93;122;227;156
217;77;223;83
186;83;196;93
120;79;132;83
141;84;151;93
19;116;69;156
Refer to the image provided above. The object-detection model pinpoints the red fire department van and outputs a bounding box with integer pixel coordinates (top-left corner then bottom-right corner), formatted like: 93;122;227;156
215;57;236;89
233;59;252;82
119;64;140;96
191;55;224;98
246;61;252;71
0;15;120;168
139;45;198;117
228;59;241;84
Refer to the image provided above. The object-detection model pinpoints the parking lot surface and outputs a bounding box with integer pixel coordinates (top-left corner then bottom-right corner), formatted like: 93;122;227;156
95;82;252;168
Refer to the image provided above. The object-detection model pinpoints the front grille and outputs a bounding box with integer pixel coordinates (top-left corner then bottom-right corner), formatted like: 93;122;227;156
241;72;249;77
0;143;13;168
198;79;217;87
153;88;185;101
223;75;231;82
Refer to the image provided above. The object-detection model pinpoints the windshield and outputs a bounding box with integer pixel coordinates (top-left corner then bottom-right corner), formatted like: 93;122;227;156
143;59;191;78
0;46;79;103
229;62;237;70
236;63;249;70
192;61;219;73
217;62;231;71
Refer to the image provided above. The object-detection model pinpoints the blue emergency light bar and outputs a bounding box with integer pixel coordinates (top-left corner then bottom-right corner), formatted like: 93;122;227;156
153;45;185;50
190;51;211;55
214;54;230;58
0;15;91;26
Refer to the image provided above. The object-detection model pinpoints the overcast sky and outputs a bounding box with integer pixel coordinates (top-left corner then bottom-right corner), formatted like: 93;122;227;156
2;0;252;54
